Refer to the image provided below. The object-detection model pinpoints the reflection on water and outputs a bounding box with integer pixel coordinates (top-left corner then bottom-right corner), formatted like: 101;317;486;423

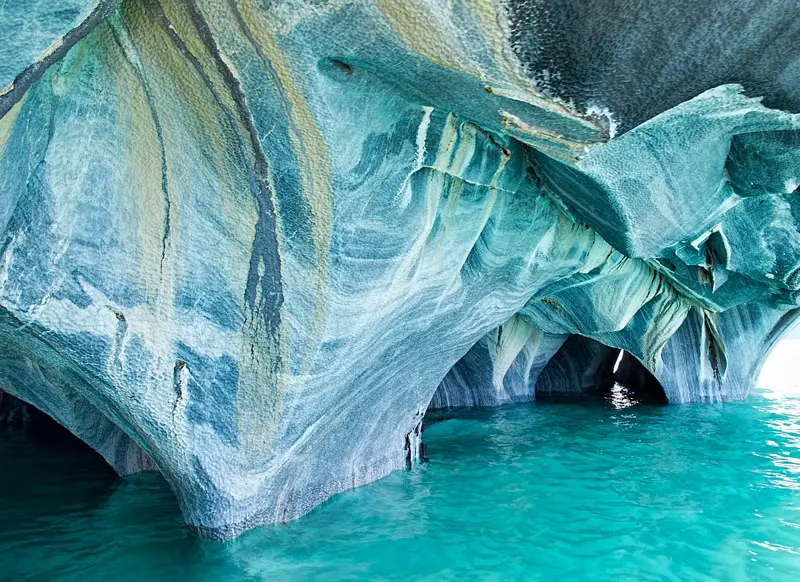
609;382;639;410
2;383;800;579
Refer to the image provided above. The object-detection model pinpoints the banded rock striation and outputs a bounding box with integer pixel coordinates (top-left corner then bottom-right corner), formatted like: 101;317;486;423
1;0;800;538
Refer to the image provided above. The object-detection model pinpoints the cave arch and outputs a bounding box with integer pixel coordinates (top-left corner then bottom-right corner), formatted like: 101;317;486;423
0;384;156;477
429;326;677;410
0;311;158;478
0;389;119;472
756;319;800;395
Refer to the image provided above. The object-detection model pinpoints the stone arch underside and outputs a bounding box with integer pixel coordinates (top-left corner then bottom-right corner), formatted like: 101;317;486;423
433;304;800;410
1;0;800;540
0;310;157;475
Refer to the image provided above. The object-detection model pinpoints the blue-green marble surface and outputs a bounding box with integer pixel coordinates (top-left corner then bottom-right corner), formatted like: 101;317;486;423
1;0;799;538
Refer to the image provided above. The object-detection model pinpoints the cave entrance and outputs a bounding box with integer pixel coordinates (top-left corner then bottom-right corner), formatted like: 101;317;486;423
0;389;117;478
757;321;800;396
609;351;668;407
419;336;670;466
423;335;670;434
0;389;119;539
531;335;668;406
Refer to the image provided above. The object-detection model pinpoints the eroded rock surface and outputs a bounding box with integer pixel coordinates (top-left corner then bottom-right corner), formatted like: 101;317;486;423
1;0;799;538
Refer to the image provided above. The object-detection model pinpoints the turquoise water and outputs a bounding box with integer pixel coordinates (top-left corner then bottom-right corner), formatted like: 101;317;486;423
2;389;800;581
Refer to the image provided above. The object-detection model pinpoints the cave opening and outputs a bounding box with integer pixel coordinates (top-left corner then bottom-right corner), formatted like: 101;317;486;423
531;341;669;407
607;351;669;407
757;320;800;396
418;337;673;481
0;388;120;540
422;335;670;438
0;389;128;549
0;389;117;483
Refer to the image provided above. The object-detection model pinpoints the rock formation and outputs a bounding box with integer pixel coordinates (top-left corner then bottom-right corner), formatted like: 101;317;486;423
1;0;799;538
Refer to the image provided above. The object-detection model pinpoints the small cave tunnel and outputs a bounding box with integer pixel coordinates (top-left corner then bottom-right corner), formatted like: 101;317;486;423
531;335;668;406
419;336;670;467
0;388;124;540
0;388;117;481
425;333;668;413
422;335;669;437
609;351;669;406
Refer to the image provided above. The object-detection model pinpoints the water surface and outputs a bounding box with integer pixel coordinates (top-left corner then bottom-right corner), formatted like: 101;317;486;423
2;388;800;580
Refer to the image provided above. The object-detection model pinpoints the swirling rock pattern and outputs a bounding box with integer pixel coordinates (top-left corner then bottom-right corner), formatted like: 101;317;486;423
1;0;799;538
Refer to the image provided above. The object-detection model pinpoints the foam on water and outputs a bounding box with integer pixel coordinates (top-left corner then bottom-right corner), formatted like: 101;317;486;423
2;389;800;580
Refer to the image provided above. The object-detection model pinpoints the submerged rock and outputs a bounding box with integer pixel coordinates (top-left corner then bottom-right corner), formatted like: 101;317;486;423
1;0;799;538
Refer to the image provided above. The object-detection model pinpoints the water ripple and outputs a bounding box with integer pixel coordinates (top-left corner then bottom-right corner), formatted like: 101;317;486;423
2;392;800;580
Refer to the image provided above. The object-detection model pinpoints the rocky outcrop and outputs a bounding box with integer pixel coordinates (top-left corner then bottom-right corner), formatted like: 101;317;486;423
1;0;799;538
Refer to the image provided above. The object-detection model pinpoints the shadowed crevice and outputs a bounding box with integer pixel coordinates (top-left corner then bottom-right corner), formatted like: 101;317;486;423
0;0;122;118
0;388;117;477
535;335;619;400
613;352;668;405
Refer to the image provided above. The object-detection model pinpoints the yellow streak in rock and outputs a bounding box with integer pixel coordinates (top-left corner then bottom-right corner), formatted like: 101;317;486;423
501;110;603;165
375;0;482;78
119;3;259;455
468;0;529;85
102;15;186;442
109;36;168;303
434;113;460;172
491;84;590;121
142;0;286;460
448;121;477;181
0;93;25;157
